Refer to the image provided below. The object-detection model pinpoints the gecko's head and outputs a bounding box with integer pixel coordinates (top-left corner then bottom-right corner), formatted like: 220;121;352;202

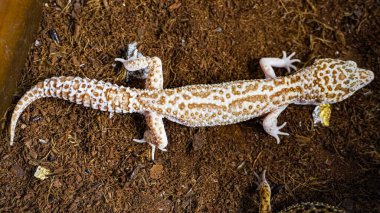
308;59;374;104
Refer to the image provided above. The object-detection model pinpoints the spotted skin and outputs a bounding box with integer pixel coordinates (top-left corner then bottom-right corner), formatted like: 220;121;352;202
256;170;272;213
9;51;374;160
255;170;346;213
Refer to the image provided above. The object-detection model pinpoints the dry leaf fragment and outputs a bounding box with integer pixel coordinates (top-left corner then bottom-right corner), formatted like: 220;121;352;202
34;166;51;180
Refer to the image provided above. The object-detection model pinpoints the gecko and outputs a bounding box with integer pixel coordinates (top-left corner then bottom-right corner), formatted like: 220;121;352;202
9;47;374;160
255;170;346;213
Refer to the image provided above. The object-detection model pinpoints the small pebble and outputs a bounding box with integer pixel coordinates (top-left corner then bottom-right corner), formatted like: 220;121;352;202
34;166;51;180
150;164;164;180
39;139;47;144
34;40;41;47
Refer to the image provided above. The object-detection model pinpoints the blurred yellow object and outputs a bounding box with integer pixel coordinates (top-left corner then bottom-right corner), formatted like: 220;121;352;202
312;104;331;127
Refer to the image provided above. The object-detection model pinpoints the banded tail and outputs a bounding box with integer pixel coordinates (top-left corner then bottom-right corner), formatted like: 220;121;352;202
10;76;140;145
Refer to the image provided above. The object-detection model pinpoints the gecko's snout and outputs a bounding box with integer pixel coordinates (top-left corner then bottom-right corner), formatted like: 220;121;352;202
351;68;374;92
359;68;374;83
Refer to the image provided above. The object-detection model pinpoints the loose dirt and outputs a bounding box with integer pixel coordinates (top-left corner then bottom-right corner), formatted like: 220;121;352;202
1;0;379;212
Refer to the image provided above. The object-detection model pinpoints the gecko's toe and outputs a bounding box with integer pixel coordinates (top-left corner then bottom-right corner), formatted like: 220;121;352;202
133;138;146;143
282;51;300;72
269;122;289;144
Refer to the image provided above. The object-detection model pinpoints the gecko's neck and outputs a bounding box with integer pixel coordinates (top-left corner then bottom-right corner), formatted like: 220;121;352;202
290;67;325;105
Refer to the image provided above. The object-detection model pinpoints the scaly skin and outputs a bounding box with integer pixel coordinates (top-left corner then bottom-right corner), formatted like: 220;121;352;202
9;49;374;160
255;170;346;213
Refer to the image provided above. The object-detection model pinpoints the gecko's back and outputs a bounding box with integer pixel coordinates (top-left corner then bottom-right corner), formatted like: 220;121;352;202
138;75;303;127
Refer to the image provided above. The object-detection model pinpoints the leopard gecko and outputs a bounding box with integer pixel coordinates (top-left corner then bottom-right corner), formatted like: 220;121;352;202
9;48;374;160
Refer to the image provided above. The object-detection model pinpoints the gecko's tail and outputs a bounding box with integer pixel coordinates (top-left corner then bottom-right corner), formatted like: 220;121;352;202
10;76;140;145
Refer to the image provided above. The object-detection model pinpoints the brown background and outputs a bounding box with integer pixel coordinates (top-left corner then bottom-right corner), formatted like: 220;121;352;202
1;0;379;212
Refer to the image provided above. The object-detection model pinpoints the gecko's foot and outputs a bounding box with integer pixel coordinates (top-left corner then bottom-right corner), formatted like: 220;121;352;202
265;122;289;144
281;51;300;73
115;42;149;77
133;137;157;160
115;56;148;72
133;131;167;161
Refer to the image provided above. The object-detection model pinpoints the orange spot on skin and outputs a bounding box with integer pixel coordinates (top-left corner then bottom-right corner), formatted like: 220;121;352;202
168;97;179;105
213;96;225;102
290;75;301;84
229;95;267;109
37;82;44;88
165;90;174;96
183;94;191;100
188;103;222;110
192;91;211;98
326;93;336;99
335;84;349;94
245;83;259;92
339;73;346;80
274;78;286;87
73;83;80;90
232;86;241;95
179;103;186;110
157;96;166;105
324;76;329;84
261;85;274;92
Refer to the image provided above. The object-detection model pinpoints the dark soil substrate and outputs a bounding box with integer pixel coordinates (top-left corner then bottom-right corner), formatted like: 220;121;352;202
1;1;379;212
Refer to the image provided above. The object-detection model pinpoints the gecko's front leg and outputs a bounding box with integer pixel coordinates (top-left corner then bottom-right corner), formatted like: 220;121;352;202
263;106;289;144
259;51;300;79
259;52;298;143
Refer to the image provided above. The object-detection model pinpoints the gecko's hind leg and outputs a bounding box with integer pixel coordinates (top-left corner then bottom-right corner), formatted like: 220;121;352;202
259;51;300;79
263;105;289;144
132;56;167;160
133;112;168;160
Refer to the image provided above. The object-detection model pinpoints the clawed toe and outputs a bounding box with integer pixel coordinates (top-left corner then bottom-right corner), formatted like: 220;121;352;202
282;51;300;72
115;42;149;73
269;122;289;144
133;138;146;143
